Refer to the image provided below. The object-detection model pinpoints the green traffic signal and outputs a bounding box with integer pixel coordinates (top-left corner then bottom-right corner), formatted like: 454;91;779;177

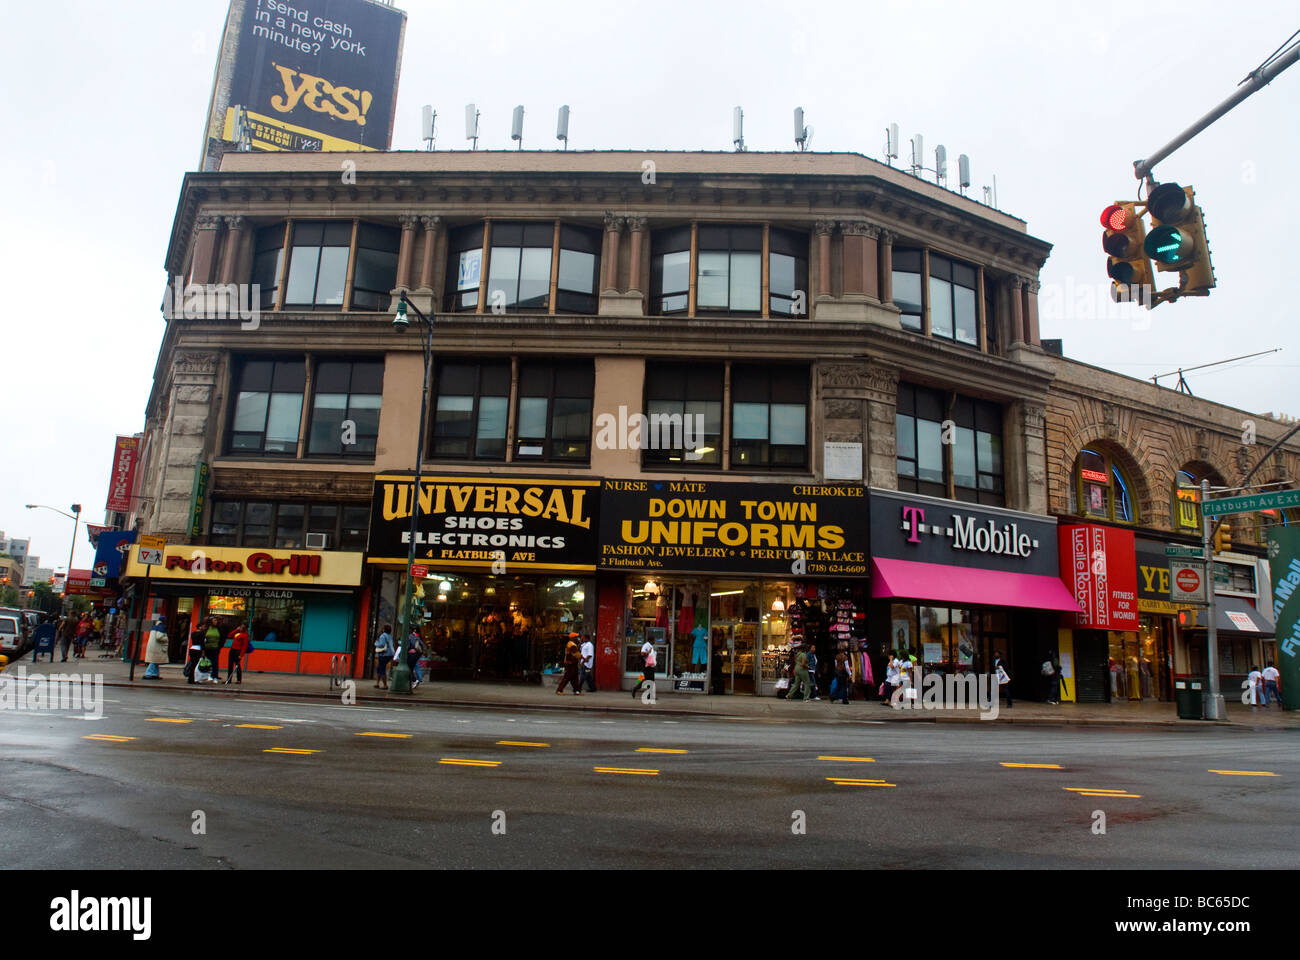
1145;224;1194;266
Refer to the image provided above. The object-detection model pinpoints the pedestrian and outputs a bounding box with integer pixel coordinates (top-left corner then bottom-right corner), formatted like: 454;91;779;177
632;635;657;698
184;623;205;684
225;621;249;684
806;644;821;700
202;617;224;678
1262;661;1282;708
881;650;902;705
994;650;1013;708
833;643;852;704
373;624;395;689
406;627;424;689
142;618;168;680
787;647;816;702
1245;665;1262;707
579;631;597;692
55;616;72;662
1041;653;1059;704
556;632;583;695
75;614;92;659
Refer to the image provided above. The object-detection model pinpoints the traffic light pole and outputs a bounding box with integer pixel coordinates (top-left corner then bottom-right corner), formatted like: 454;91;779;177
1134;41;1300;181
1201;479;1225;720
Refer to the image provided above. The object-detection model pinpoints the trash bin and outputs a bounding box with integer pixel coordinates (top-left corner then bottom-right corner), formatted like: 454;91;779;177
1175;677;1205;720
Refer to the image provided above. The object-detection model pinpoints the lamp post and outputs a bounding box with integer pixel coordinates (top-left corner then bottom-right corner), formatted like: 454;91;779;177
26;503;81;611
390;292;434;694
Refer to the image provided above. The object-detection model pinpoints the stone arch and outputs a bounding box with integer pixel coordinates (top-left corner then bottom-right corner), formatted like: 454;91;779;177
1059;435;1153;525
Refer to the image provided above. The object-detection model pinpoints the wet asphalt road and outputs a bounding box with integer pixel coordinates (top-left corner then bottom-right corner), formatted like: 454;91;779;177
2;682;1297;869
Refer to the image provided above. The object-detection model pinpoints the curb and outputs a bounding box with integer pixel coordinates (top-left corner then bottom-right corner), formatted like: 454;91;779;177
93;678;1282;731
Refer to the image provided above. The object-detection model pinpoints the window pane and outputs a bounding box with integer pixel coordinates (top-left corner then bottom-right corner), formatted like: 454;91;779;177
308;504;338;534
930;276;953;338
729;252;761;311
285;246;320;304
770;253;796;297
314;246;349;305
308;393;347;454
233;391;268;433
697;251;729;308
954;285;978;345
732;402;769;440
518;396;548;439
977;431;1001;476
558;249;595;293
435;396;473;439
896;414;916;460
476;396;508;459
917;419;943;483
661;250;690;295
517;247;552;307
266;393;303;453
349;394;382;445
953;426;977;488
894;270;923;329
275;504;305;548
551;397;591;458
353;246;397;296
770;403;806;445
488;246;521;305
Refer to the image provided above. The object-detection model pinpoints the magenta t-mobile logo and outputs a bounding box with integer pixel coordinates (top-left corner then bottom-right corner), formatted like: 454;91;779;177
902;506;925;543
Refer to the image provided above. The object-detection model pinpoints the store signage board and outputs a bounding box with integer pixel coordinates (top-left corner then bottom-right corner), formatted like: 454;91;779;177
1059;523;1139;630
1165;545;1205;558
600;480;868;577
125;544;363;586
1169;560;1207;603
1202;488;1300;516
1225;611;1259;632
410;564;429;580
822;442;863;482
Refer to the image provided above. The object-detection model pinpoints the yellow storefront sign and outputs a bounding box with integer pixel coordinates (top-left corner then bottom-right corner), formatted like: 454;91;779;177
124;544;362;586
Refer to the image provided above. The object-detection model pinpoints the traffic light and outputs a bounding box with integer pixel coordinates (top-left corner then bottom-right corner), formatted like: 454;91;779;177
1101;202;1153;303
1144;182;1215;296
1212;520;1232;554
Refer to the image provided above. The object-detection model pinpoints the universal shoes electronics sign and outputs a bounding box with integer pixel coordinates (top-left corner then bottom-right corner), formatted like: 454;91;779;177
202;0;406;162
869;489;1060;576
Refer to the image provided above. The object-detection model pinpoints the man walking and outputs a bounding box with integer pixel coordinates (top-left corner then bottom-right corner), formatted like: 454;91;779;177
202;617;224;678
787;647;816;702
556;633;583;695
632;636;657;698
1261;661;1282;708
373;624;395;689
579;631;597;693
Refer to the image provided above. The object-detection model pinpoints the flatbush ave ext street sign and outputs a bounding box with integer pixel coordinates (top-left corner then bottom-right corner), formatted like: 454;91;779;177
1201;488;1300;516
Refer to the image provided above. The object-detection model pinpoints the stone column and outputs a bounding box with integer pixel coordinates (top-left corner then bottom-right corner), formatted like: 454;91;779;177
877;229;895;305
1006;400;1048;514
1023;278;1041;346
626;216;648;293
603;213;624;293
418;215;442;293
864;363;901;489
156;352;222;538
219;216;247;284
395;214;420;291
1009;277;1026;346
189;215;223;285
839;220;879;300
814;219;835;300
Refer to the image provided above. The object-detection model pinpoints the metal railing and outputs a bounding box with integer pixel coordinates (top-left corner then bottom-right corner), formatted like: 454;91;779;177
328;654;351;690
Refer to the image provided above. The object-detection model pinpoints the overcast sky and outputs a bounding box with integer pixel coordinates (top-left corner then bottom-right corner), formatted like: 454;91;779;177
1;0;1296;572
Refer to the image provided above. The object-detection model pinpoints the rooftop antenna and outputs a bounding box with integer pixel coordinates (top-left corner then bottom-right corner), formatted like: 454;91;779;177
1151;348;1281;396
465;103;479;150
421;105;436;151
985;173;998;208
935;144;948;186
511;105;524;149
556;105;570;150
909;133;924;176
733;106;745;152
958;153;971;196
884;123;900;165
794;107;811;151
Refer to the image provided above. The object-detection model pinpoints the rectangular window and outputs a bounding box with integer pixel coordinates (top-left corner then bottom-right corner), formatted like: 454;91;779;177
210;500;369;551
696;226;762;313
431;361;511;460
651;226;693;314
643;363;724;466
515;361;594;461
896;384;1002;504
892;248;923;331
307;359;384;457
486;222;554;310
769;229;809;317
445;224;484;312
229;358;306;455
929;255;979;346
252;225;284;310
351;223;400;312
283;221;352;309
556;225;601;314
730;365;808;468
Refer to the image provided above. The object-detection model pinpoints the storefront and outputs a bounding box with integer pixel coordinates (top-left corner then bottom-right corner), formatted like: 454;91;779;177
872;490;1080;703
1182;556;1274;693
122;545;364;674
598;480;870;695
1132;538;1183;702
365;474;599;682
1058;523;1140;703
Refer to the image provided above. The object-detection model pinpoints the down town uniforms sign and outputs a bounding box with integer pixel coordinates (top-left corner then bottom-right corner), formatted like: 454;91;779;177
367;474;600;572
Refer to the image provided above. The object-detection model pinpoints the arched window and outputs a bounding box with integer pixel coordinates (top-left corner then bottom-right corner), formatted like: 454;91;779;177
1075;449;1137;523
1173;468;1203;532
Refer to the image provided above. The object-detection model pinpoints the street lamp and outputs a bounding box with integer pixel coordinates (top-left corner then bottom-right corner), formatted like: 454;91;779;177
390;292;434;694
26;503;81;609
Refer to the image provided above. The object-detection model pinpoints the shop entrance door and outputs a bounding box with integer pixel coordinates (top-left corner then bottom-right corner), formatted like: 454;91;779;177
710;583;758;695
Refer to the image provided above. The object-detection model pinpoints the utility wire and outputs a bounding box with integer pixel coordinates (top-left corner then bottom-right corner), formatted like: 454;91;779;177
1252;28;1300;76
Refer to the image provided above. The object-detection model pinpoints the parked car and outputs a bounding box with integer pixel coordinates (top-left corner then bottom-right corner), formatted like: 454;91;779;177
0;609;29;657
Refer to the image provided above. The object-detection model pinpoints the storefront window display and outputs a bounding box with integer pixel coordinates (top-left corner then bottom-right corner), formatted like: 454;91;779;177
1105;631;1148;701
887;603;993;674
1137;614;1172;701
398;572;593;681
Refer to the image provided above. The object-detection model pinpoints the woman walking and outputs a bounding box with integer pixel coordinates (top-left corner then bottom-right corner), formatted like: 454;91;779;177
833;643;852;704
225;621;249;684
74;614;92;659
373;624;395;689
142;619;169;679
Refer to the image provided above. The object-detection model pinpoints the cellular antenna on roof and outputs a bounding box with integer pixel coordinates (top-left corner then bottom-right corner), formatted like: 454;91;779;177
910;134;924;177
935;144;948;186
421;105;436;151
465;103;479;150
733;106;746;152
958;153;971;196
511;105;525;149
794;107;812;151
885;123;900;165
556;105;570;150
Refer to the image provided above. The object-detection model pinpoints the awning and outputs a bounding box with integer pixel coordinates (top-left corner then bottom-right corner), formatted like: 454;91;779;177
1200;596;1275;637
871;558;1082;613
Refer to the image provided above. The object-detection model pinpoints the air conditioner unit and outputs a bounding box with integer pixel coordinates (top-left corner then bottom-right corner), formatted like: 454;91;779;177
305;532;329;550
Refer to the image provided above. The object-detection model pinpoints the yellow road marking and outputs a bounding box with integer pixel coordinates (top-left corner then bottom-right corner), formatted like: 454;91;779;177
356;732;412;739
146;717;192;724
636;748;688;754
236;724;283;730
1208;770;1278;777
439;758;501;767
496;740;550;747
264;747;320;755
1064;787;1128;794
818;755;875;762
594;766;659;776
84;734;136;742
826;778;895;787
1076;792;1143;798
1000;762;1062;769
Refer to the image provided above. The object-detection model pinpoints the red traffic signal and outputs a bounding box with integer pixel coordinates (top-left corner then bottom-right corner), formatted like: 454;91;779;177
1101;201;1153;303
1100;204;1129;231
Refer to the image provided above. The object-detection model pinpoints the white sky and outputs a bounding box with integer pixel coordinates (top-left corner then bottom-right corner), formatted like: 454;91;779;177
1;0;1296;571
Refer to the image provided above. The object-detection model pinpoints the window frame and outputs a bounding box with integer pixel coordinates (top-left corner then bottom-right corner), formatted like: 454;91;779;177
729;364;810;470
443;221;603;316
1075;449;1139;524
305;358;385;459
895;383;1004;506
209;499;370;551
226;356;307;457
429;359;512;462
641;362;725;467
514;360;595;462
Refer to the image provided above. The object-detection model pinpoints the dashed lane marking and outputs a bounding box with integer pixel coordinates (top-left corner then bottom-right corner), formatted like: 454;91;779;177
1065;787;1142;798
1000;762;1063;769
356;732;412;739
236;724;283;730
594;766;659;776
1208;770;1278;777
83;735;136;743
826;778;895;787
497;740;549;747
439;758;501;768
264;747;320;755
636;748;688;754
146;718;193;724
818;756;875;763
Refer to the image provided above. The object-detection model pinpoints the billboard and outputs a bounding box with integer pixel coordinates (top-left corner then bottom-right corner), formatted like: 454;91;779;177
1266;526;1300;710
105;436;140;514
202;0;406;168
1058;523;1139;631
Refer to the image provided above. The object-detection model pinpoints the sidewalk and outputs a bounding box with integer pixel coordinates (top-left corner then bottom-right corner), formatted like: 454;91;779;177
11;651;1298;730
